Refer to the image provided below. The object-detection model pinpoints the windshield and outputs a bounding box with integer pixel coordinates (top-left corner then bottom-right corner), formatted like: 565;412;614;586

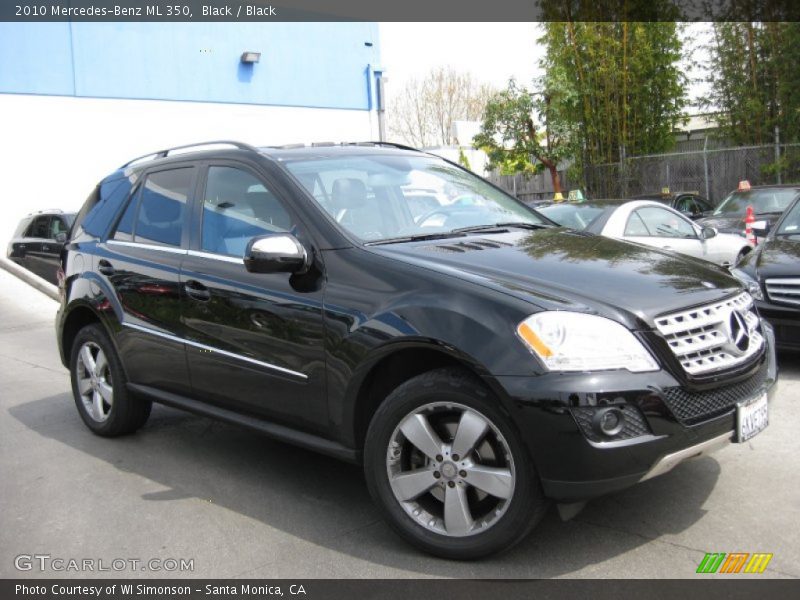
284;154;545;242
538;204;609;230
713;189;797;216
777;200;800;236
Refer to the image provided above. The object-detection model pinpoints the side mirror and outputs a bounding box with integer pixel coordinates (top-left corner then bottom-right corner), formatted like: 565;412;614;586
244;233;309;274
701;226;717;239
55;232;67;243
751;220;770;238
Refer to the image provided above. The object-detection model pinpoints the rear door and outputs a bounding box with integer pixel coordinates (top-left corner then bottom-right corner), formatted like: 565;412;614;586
180;161;327;431
98;164;197;395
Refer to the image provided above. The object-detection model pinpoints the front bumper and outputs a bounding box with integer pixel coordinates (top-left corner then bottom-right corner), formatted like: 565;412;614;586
496;322;778;502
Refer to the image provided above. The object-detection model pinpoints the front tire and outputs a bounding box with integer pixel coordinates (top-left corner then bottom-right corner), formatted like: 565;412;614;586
69;323;151;436
364;367;547;559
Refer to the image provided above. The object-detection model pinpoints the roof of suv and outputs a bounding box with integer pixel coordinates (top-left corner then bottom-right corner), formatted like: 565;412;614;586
120;140;423;171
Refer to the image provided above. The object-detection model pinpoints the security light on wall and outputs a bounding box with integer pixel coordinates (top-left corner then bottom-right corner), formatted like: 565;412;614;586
240;52;261;64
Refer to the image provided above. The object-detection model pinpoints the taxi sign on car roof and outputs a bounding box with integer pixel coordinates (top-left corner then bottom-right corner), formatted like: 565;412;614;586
738;180;752;191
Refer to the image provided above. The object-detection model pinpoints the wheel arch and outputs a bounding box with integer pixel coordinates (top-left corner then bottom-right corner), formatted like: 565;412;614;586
343;340;517;453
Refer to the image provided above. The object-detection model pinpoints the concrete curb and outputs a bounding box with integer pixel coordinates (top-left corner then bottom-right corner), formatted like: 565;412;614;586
0;257;60;302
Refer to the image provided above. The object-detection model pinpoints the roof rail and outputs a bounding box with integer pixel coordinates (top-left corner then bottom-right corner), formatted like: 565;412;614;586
355;141;423;153
27;208;64;216
120;140;260;168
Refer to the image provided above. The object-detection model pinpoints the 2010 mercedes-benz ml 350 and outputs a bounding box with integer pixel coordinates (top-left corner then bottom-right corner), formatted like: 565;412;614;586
57;141;778;559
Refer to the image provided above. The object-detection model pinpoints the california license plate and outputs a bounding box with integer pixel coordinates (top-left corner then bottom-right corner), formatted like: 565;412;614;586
736;393;769;443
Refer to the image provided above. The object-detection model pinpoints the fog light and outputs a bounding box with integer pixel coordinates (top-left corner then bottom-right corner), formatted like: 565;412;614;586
593;407;625;437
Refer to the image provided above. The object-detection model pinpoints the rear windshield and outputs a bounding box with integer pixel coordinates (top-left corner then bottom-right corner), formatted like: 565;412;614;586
713;189;797;216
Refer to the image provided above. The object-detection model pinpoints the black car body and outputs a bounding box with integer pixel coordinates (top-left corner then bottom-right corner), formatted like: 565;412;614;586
7;210;75;285
698;184;800;235
56;141;778;559
633;191;714;220
731;196;800;351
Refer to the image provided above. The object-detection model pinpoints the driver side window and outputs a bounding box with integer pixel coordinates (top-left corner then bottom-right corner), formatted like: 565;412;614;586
201;166;296;257
632;207;696;238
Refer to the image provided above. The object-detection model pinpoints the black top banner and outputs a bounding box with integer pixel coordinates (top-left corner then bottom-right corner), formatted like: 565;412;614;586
2;0;800;22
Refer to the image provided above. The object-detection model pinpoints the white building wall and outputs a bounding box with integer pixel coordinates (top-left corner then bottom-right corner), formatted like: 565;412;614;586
0;94;378;244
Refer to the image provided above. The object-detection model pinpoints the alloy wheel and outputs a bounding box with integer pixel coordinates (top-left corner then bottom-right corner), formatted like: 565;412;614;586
386;402;515;537
76;341;114;422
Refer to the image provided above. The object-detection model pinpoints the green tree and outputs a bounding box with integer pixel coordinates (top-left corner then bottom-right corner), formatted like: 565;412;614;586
702;22;800;147
541;22;687;167
474;79;576;193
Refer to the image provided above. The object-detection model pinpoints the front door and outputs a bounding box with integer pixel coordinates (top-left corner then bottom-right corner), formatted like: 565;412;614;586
180;163;327;431
624;205;707;261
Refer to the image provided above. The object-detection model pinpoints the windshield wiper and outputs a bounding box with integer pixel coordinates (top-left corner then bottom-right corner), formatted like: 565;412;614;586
451;222;552;234
364;231;468;246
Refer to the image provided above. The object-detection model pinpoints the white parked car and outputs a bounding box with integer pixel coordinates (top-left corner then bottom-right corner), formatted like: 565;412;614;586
539;200;754;267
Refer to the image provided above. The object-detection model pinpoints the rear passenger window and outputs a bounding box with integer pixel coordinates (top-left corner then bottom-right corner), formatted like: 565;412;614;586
27;216;51;239
112;168;194;246
201;166;295;257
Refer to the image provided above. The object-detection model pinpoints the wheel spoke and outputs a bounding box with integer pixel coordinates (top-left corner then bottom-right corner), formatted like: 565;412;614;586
451;410;489;459
92;391;105;420
390;469;438;501
80;345;96;374
93;350;108;378
466;465;513;500
444;483;473;535
399;413;444;461
97;381;113;405
77;377;93;396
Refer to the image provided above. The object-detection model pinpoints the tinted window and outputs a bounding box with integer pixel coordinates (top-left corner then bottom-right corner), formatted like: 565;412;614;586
201;166;295;257
26;216;50;239
113;187;139;242
131;168;193;247
79;177;133;238
631;207;696;238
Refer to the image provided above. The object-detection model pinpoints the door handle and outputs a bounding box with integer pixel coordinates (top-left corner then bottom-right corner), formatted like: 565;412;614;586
98;260;115;276
184;280;211;301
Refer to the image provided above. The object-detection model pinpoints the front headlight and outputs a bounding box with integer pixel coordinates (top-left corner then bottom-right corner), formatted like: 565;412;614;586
516;312;659;373
729;268;764;300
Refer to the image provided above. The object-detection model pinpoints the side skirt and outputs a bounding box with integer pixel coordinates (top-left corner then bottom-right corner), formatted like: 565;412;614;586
127;384;360;464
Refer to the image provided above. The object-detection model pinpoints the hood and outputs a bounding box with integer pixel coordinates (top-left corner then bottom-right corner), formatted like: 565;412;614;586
753;237;800;279
371;229;741;328
699;212;784;233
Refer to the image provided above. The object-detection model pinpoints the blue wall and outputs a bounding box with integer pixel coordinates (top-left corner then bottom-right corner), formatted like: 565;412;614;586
0;22;380;110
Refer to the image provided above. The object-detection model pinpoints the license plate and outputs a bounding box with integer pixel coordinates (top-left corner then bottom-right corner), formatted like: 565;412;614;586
736;392;769;443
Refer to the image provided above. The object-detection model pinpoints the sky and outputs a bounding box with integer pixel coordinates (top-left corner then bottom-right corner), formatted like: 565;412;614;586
378;22;712;114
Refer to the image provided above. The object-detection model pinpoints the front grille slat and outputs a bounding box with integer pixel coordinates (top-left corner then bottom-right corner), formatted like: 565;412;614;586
654;292;764;376
766;278;800;306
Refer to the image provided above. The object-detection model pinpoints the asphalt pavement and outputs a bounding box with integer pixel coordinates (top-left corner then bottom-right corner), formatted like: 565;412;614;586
0;266;798;579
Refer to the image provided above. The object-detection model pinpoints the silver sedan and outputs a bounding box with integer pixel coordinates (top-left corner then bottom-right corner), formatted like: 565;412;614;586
539;199;754;267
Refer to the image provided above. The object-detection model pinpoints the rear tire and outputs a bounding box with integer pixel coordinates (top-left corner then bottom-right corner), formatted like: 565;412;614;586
364;367;548;559
69;323;151;436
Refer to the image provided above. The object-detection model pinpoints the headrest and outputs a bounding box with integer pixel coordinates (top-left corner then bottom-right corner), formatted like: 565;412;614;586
331;178;368;210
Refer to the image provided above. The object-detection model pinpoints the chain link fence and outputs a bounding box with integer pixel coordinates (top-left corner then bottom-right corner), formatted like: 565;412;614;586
586;142;800;204
488;142;800;205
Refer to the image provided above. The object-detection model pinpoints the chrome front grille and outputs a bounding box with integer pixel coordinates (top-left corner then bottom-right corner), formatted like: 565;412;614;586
765;278;800;307
654;292;764;376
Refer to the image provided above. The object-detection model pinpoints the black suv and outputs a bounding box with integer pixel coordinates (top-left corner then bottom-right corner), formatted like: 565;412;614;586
8;209;76;285
57;141;777;559
633;191;714;220
730;195;800;351
699;184;800;234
